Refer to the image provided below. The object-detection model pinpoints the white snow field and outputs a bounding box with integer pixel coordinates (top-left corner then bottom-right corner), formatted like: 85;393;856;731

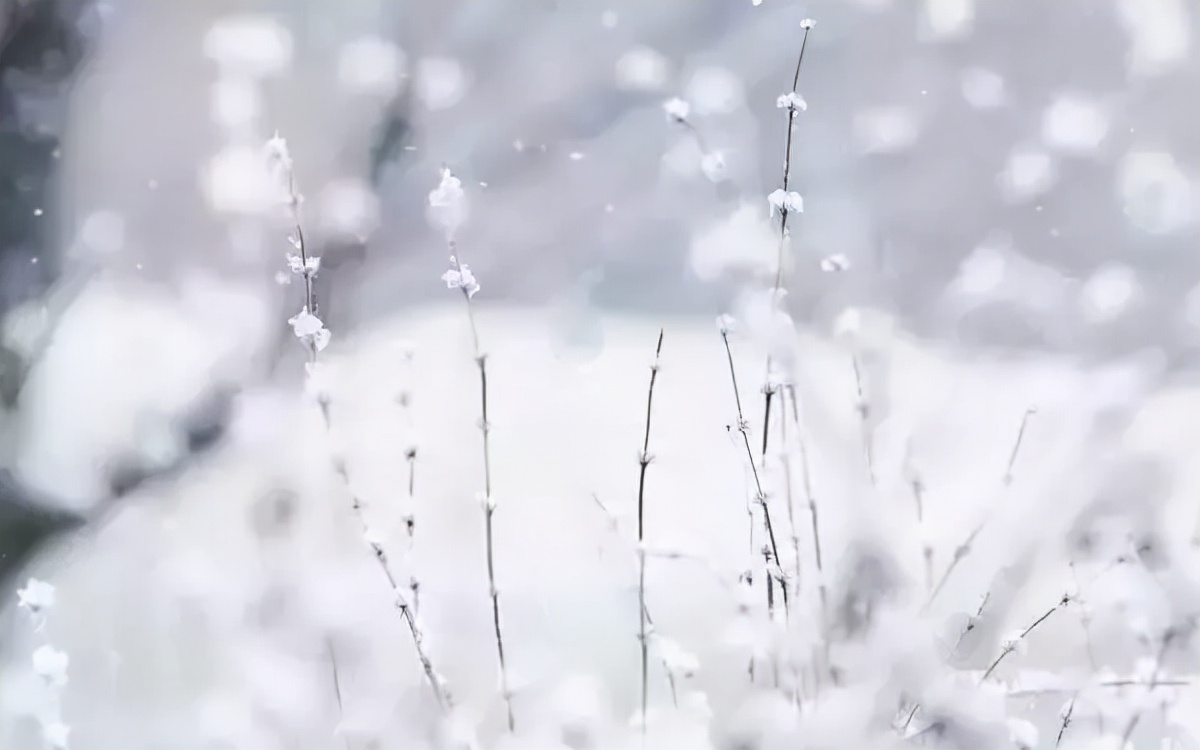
1;278;1198;749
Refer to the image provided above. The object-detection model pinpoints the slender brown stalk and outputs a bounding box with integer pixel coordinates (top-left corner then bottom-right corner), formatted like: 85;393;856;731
771;23;814;295
637;330;665;733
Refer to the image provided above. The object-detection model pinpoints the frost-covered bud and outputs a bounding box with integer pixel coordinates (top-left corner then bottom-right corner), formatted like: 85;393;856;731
662;97;690;122
776;92;807;112
288;308;331;352
17;578;56;613
286;253;320;276
717;314;735;335
427;167;467;235
800;18;816;29
768;189;803;216
441;257;480;298
32;645;69;687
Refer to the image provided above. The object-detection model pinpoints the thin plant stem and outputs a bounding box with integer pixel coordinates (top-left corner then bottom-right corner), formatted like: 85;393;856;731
981;594;1071;682
785;384;825;612
448;249;515;732
588;493;679;707
923;407;1036;612
851;354;875;487
637;330;665;733
771;24;813;295
335;461;450;711
720;329;789;618
1118;628;1177;748
327;638;350;750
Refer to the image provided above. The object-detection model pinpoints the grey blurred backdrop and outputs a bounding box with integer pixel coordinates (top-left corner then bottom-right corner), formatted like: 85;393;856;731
4;0;1200;376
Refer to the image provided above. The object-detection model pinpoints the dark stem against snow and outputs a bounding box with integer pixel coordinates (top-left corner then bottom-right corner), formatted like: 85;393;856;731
771;23;813;296
448;245;515;732
637;330;665;734
589;493;679;707
1119;627;1178;747
720;329;789;619
980;593;1070;681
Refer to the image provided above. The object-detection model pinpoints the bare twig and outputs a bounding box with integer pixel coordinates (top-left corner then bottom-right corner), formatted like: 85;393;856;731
720;328;789;619
336;461;450;711
327;637;351;750
851;355;876;487
588;493;679;707
1118;628;1178;748
923;407;1036;612
981;593;1070;681
637;330;665;732
446;247;515;732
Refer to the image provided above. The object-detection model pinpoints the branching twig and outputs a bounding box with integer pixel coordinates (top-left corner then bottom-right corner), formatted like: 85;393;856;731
637;330;665;732
1118;627;1178;748
719;327;789;620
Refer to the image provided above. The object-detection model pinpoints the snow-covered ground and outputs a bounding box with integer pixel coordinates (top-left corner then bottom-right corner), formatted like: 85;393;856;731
2;281;1198;748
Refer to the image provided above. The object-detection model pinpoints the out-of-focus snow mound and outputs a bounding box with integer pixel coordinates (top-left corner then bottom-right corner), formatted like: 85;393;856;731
2;281;1198;748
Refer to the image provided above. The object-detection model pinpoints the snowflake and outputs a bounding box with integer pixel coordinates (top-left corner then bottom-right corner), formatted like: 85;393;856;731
768;189;804;216
442;257;480;298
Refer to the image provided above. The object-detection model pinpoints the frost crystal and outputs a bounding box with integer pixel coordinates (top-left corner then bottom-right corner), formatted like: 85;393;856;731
442;257;480;298
17;578;56;613
776;92;808;112
800;18;816;29
264;132;293;173
662;97;690;122
32;645;69;687
768;189;804;216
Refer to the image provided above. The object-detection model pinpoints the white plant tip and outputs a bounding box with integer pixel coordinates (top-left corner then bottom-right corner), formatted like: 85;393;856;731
776;92;807;112
32;645;69;687
442;260;480;298
717;314;736;334
820;254;850;272
768;188;804;216
17;578;56;613
800;18;816;29
663;96;691;122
